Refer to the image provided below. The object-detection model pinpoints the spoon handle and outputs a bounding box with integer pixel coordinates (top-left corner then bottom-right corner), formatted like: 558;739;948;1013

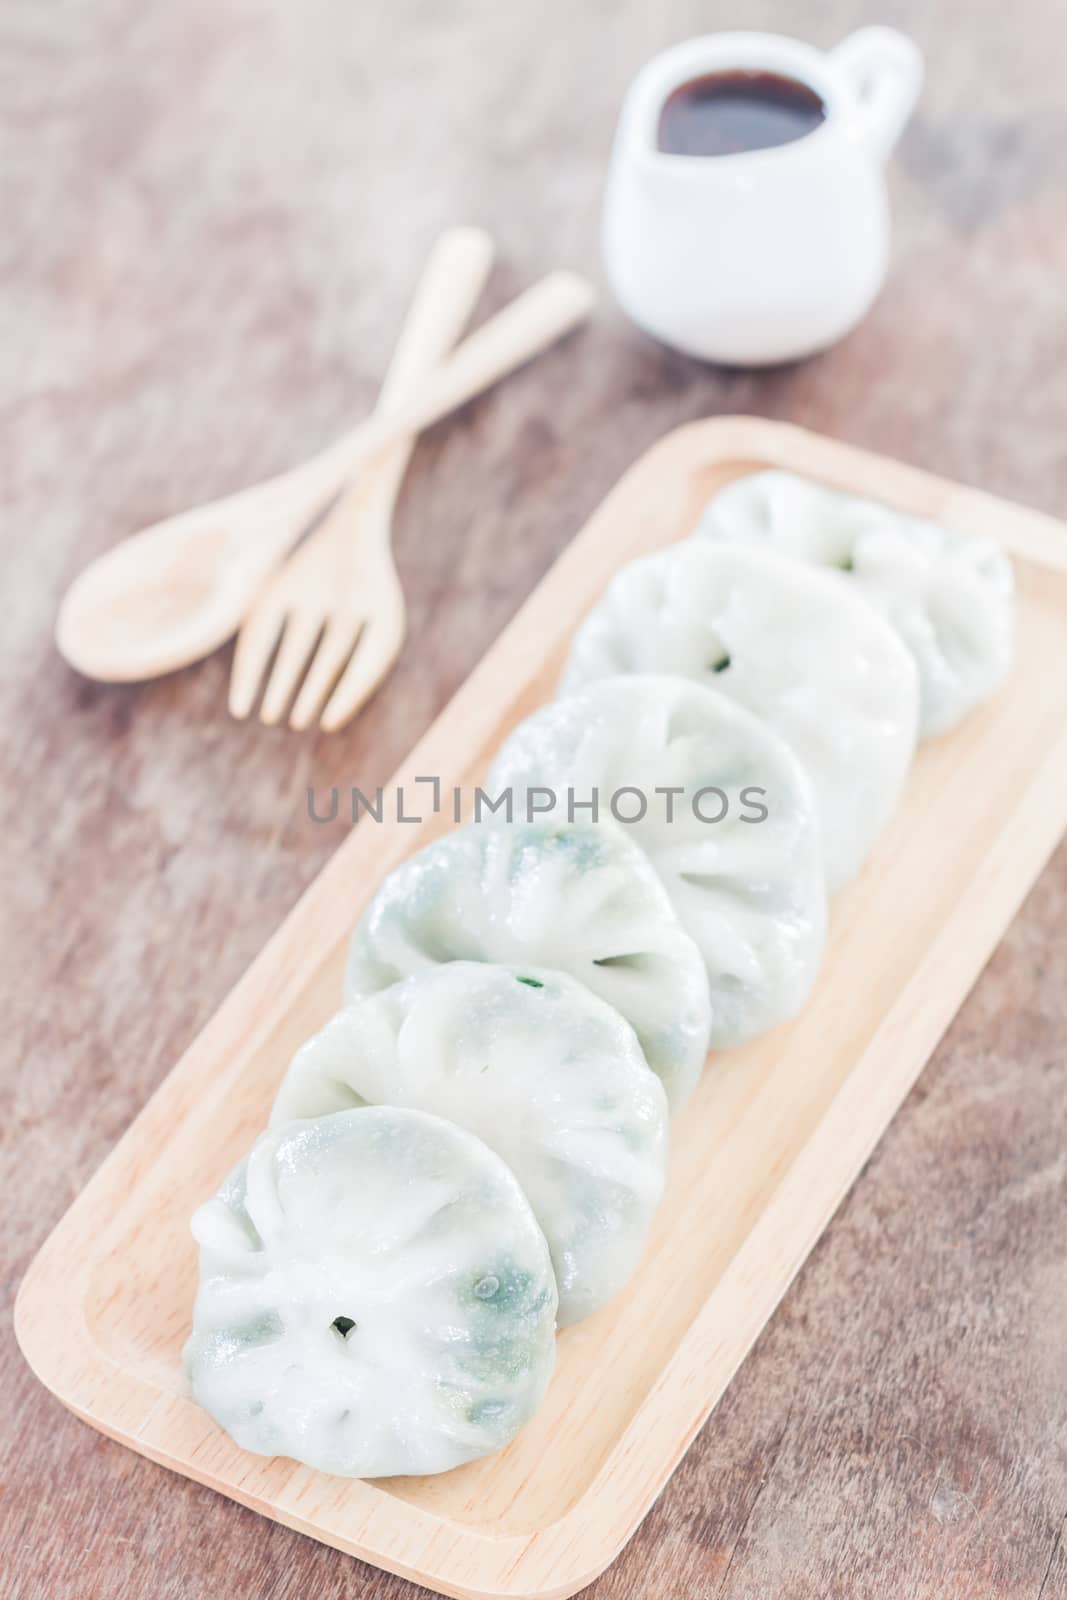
319;270;596;480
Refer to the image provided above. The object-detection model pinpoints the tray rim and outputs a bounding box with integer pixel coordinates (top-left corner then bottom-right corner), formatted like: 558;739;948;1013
16;415;1067;1600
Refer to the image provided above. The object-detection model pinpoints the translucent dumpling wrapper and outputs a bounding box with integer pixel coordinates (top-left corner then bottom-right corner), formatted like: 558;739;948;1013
272;962;669;1325
345;820;711;1111
560;540;920;890
184;1106;557;1479
489;675;827;1048
696;468;1015;737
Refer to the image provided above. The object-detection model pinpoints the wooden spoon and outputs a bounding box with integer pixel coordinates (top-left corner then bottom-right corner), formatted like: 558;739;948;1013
56;270;595;682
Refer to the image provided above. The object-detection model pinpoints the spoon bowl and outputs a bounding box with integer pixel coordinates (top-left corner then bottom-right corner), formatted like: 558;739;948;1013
55;449;344;681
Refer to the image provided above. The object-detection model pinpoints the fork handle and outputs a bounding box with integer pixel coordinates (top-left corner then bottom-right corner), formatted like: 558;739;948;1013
283;227;495;723
323;226;495;551
376;227;495;415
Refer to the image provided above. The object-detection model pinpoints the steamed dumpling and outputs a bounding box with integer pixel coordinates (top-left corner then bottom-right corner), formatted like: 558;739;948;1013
184;1107;557;1478
489;676;827;1048
560;541;919;890
696;469;1014;736
346;820;711;1109
272;962;669;1325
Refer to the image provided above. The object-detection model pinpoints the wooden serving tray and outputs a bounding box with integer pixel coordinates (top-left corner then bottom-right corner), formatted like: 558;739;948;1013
17;418;1067;1600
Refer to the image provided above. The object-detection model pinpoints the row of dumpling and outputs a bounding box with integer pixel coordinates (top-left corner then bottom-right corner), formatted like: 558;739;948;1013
184;470;1014;1481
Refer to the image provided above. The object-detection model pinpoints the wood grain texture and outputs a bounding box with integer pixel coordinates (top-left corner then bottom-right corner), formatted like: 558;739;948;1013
2;3;1066;1599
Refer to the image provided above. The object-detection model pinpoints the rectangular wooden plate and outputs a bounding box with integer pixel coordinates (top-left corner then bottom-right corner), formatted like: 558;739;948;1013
16;418;1067;1600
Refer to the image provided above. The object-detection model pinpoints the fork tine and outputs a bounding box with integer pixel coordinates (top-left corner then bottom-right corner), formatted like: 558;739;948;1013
318;618;404;732
229;599;287;720
288;618;363;732
259;613;326;726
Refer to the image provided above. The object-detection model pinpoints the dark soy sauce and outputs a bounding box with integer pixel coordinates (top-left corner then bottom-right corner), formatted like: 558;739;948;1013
658;70;827;158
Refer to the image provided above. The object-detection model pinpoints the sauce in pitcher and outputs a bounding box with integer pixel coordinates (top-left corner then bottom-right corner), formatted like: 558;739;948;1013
658;70;826;157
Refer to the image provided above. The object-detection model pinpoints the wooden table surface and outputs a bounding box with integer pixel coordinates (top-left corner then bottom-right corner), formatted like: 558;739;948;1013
4;1;1066;1596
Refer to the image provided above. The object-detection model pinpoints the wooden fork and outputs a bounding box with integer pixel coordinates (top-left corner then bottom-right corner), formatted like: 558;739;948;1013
229;256;595;729
229;227;493;729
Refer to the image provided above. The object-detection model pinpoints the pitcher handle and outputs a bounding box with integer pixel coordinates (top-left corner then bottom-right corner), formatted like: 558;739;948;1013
830;26;923;161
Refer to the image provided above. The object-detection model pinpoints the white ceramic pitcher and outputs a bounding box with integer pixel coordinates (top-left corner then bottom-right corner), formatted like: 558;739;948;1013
602;27;923;365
